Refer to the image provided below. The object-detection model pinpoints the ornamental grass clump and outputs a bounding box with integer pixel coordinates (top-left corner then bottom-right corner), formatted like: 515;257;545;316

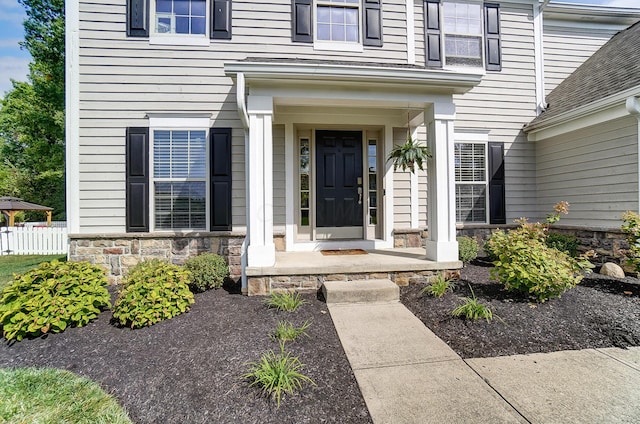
244;343;315;407
451;286;493;323
112;259;194;329
420;273;453;298
183;253;229;293
271;320;311;343
486;202;594;302
264;291;306;312
0;260;111;341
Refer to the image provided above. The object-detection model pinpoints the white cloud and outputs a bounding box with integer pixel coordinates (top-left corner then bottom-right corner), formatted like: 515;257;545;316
0;56;29;95
606;0;640;7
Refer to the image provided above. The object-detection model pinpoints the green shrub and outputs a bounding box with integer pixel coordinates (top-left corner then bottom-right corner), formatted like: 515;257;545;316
487;202;594;302
0;260;111;341
183;253;229;293
621;211;640;273
264;291;306;312
271;320;311;343
244;344;315;407
420;273;453;298
112;259;194;329
546;232;579;257
457;236;479;263
451;286;493;323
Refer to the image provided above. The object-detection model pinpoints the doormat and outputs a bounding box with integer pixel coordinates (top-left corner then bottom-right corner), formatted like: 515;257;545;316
320;249;368;256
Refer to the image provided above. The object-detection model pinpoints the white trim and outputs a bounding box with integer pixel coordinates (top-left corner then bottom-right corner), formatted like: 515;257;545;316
406;0;416;65
410;127;419;228
149;35;210;46
285;123;295;251
313;41;364;53
288;239;393;252
65;0;80;234
147;114;211;128
526;85;640;141
384;125;394;244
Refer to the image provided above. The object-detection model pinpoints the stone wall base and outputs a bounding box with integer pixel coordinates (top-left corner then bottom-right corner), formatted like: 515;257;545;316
247;269;461;296
68;233;286;285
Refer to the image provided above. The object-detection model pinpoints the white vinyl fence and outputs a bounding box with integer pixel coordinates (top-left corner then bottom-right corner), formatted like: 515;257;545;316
0;226;68;255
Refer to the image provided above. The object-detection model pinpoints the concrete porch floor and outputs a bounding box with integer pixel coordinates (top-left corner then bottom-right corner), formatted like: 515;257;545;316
244;248;463;295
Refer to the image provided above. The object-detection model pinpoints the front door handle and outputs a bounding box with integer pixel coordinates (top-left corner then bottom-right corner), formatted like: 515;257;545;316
357;187;362;205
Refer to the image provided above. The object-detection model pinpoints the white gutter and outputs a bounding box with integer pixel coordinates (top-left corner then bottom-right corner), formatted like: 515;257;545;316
627;96;640;214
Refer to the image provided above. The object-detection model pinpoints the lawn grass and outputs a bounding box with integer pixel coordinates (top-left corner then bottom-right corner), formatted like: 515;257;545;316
0;368;132;424
0;254;66;291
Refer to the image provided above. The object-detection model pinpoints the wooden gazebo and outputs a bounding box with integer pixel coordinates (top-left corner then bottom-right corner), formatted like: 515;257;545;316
0;196;53;227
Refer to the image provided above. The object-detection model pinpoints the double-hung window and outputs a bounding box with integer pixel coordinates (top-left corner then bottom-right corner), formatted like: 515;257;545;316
316;0;360;43
155;0;206;35
153;129;208;230
455;142;487;223
443;2;483;67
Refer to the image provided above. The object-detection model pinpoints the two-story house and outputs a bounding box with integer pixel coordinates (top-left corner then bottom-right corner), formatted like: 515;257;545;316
65;0;640;294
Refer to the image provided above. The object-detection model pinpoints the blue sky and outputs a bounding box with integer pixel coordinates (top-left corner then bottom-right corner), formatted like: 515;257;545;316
0;0;638;94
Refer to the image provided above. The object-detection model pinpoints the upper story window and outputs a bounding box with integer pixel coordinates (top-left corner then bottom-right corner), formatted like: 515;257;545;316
317;0;360;43
443;2;482;67
155;0;206;35
425;0;501;71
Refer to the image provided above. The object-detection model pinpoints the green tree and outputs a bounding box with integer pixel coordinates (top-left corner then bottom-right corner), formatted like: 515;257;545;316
0;0;65;220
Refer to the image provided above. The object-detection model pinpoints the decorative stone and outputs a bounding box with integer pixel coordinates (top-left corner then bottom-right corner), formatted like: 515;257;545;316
599;262;625;278
248;278;268;296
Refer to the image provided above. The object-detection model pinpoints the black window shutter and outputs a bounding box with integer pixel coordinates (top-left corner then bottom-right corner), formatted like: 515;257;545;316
292;0;313;43
484;3;501;71
127;0;149;37
211;0;232;39
126;127;150;232
363;0;383;47
424;0;442;67
488;142;506;224
210;128;232;231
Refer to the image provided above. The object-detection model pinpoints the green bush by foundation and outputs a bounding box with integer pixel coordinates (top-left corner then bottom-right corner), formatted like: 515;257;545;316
183;253;229;292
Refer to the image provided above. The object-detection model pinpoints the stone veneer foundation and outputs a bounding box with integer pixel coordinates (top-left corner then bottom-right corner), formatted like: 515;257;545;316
247;269;461;296
68;232;285;285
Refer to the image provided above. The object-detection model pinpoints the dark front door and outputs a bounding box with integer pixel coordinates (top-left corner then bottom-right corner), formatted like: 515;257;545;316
316;130;363;238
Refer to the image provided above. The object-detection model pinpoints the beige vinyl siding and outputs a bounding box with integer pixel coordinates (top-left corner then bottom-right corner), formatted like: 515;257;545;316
393;128;412;228
273;125;286;229
543;23;621;95
444;2;538;222
76;0;412;233
536;116;639;229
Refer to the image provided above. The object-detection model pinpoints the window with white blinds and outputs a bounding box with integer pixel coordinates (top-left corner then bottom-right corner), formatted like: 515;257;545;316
455;142;487;223
153;130;207;230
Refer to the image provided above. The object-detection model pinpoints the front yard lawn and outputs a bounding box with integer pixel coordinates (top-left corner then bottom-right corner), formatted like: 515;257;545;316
0;255;66;291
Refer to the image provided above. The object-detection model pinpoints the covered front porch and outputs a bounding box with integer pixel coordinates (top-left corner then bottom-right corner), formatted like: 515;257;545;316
245;247;462;296
225;60;482;294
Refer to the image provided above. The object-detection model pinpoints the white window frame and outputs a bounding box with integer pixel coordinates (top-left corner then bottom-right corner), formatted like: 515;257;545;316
442;0;484;69
313;0;364;52
454;132;489;224
149;0;211;46
148;116;211;232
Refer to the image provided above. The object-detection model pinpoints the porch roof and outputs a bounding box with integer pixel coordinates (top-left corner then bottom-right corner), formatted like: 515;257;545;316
225;58;483;95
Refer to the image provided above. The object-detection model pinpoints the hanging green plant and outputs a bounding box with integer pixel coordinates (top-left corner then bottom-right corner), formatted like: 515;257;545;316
387;134;431;174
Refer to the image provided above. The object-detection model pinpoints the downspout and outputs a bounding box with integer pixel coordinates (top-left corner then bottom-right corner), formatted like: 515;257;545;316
237;73;250;293
533;0;548;115
626;96;640;213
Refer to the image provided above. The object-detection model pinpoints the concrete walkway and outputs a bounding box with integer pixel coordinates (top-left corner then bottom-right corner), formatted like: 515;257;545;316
328;301;640;424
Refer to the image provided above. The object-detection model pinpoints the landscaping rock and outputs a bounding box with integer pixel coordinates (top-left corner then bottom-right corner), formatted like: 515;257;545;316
599;262;625;278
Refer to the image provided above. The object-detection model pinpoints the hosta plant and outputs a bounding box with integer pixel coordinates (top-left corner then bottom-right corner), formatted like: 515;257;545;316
0;260;111;341
183;253;229;292
486;202;594;302
112;259;194;329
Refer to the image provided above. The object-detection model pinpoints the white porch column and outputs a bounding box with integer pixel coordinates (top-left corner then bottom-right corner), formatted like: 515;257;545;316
425;102;458;262
246;95;276;267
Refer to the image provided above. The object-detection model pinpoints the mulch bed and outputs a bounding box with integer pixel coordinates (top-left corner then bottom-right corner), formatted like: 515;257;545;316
401;260;640;359
0;287;372;424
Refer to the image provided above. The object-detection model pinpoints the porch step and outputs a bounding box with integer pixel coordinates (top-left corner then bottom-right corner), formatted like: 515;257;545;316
322;279;399;304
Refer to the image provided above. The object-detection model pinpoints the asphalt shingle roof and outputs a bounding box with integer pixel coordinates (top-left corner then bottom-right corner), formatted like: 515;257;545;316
528;20;640;127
